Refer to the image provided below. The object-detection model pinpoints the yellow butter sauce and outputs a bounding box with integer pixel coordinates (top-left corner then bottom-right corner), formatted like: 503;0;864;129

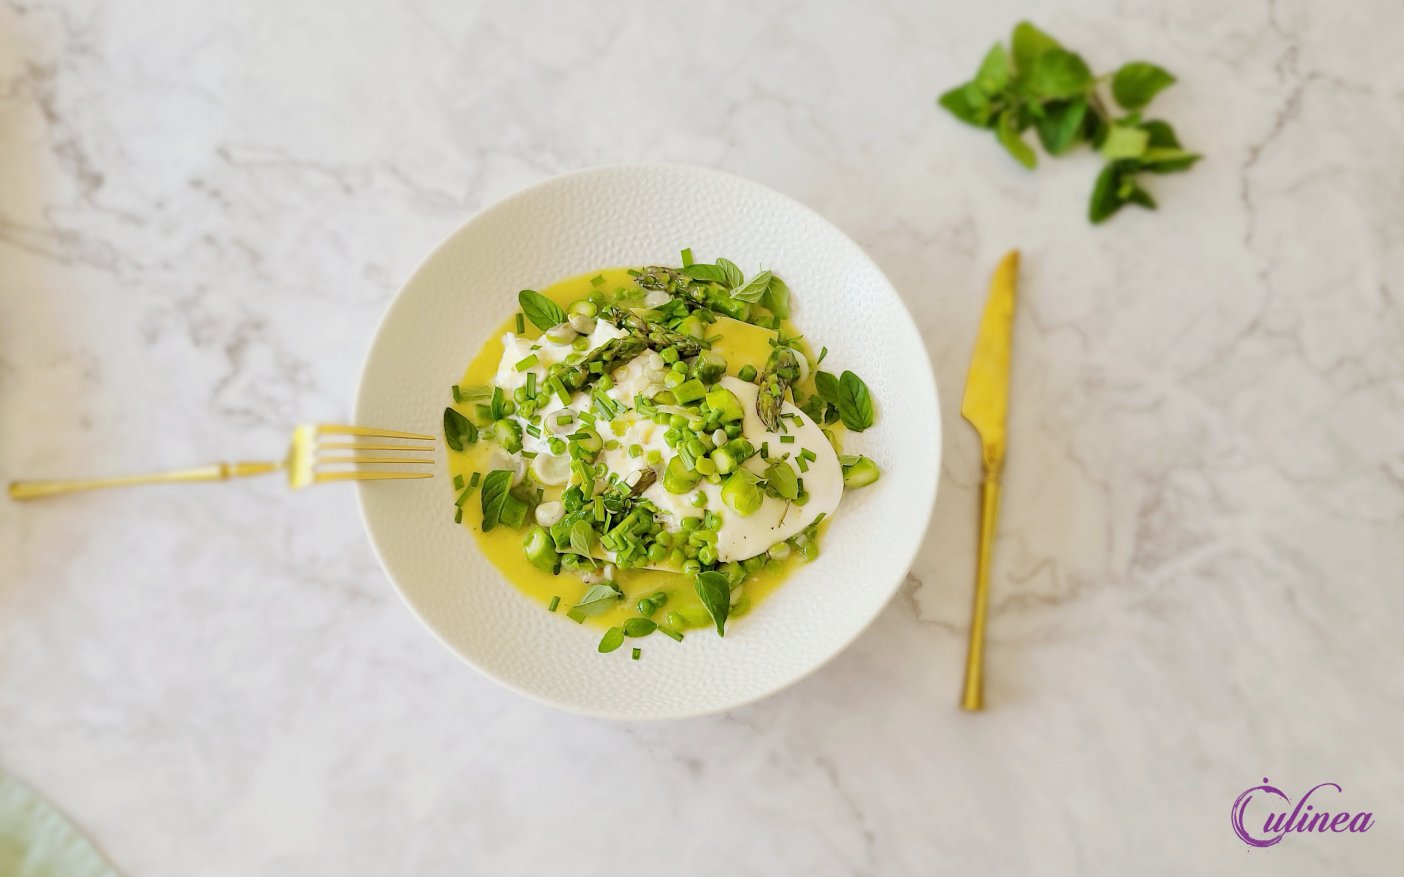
448;267;822;630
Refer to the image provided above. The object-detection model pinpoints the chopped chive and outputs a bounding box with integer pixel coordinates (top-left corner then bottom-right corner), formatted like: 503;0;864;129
468;472;481;488
454;507;463;524
551;376;571;405
779;435;795;444
453;474;465;490
515;312;526;334
525;423;542;438
525;372;537;397
567;609;587;624
594;496;606;521
590;274;606;287
455;487;472;506
680;247;694;267
559;413;574;425
521;450;538;459
548;595;560;612
452;384;463;403
515;354;539;372
632;647;641;660
760;443;770;460
817;346;828;364
798;456;809;473
577;411;596;425
800;448;817;462
658;625;683;642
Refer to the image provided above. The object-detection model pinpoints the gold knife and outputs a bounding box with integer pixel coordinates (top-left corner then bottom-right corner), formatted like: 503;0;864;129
959;249;1019;711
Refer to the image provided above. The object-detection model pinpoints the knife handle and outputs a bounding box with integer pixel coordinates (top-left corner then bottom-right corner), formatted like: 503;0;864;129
960;470;1001;711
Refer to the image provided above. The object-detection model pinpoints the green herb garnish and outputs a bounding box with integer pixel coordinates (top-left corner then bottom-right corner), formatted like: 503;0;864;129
443;407;477;451
575;583;621;617
478;469;515;531
623;617;657;637
836;370;874;432
598;627;625;653
518;289;567;331
515;312;526;334
632;647;641;660
548;595;561;612
694;570;731;637
937;21;1200;223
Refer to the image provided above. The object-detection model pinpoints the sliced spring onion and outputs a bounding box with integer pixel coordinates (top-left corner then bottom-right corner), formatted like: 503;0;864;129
779;435;795;444
453;474;465;490
515;354;539;372
468;472;481;488
515;313;526;334
590;274;606;287
548;595;561;612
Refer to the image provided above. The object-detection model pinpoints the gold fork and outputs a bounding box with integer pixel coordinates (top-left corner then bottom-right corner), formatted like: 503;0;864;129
7;424;434;501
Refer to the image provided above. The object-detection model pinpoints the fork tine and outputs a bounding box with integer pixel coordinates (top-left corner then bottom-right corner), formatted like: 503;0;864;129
317;424;435;441
314;471;433;483
316;456;435;466
316;441;435;451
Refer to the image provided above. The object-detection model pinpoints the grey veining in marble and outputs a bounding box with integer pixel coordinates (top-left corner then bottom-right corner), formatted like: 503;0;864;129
1;0;1401;874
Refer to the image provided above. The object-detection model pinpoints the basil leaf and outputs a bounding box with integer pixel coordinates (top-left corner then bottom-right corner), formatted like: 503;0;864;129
681;263;728;283
996;110;1036;169
569;519;595;557
764;461;799;500
576;583;621;618
1011;21;1060;80
938;82;995;128
694;571;731;637
1140;119;1180;149
814;370;841;404
837;370;875;431
1100;124;1149;160
1028;48;1093;99
622;617;657;637
479;469;515;531
1035;97;1088;156
974;42;1011;95
731;270;772;303
443;407;476;451
598;627;625;653
1112;62;1176;111
518;289;566;331
1089;162;1129;223
762;275;790;319
1142;147;1201;174
716;258;743;290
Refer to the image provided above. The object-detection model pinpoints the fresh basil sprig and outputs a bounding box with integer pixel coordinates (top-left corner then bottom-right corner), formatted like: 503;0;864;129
443;407;477;451
518;289;566;331
837;370;874;432
938;21;1201;223
694;571;731;637
479;469;515;531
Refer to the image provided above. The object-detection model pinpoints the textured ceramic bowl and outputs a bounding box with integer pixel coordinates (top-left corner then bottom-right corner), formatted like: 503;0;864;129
355;165;939;719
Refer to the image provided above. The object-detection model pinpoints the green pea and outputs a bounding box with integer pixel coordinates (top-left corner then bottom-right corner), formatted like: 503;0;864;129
681;559;701;575
668;549;686;567
670;360;688;375
737;364;758;382
694;456;718;477
680;516;701;531
660;346;680;364
690;492;707;508
669;414;687;429
647;543;668;562
697;545;717;565
666;610;685;629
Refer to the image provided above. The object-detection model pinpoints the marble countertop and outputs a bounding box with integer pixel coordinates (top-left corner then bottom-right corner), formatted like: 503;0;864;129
2;0;1401;873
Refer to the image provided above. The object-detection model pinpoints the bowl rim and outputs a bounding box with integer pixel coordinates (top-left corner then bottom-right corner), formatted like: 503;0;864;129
353;162;942;720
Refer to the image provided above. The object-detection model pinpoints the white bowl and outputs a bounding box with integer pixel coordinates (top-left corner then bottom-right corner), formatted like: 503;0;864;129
355;165;940;719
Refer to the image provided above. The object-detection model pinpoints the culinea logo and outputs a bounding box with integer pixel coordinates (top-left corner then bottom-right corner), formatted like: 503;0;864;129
1231;779;1374;848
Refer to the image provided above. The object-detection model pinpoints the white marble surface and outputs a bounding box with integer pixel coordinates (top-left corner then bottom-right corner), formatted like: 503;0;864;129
1;0;1401;873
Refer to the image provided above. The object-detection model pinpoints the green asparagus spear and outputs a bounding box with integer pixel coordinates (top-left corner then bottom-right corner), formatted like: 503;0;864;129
602;306;706;357
756;345;801;431
557;336;648;391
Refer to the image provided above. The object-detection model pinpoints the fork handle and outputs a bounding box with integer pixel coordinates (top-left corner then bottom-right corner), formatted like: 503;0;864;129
8;461;280;501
